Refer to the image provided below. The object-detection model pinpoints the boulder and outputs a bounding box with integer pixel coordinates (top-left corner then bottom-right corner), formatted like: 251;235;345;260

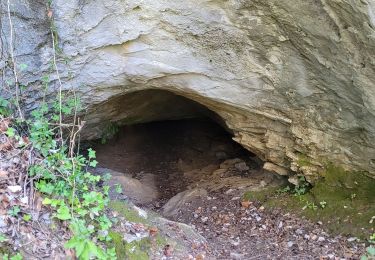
162;189;208;217
93;168;159;204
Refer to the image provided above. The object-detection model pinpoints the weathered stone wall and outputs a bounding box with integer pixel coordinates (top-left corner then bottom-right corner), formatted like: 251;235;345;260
1;0;375;181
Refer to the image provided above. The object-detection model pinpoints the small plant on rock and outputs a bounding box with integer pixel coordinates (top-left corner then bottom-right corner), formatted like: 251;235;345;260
319;201;327;209
293;176;311;196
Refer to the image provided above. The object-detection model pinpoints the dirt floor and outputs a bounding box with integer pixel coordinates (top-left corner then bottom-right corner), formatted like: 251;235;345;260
93;119;262;205
92;119;366;259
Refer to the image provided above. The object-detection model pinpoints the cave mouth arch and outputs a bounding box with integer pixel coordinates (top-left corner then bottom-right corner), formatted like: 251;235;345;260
87;89;271;207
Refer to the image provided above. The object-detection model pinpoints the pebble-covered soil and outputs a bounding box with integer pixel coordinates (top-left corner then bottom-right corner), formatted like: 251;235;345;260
170;188;366;259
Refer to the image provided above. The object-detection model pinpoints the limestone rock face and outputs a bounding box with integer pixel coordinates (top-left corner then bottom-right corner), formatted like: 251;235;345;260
1;0;375;181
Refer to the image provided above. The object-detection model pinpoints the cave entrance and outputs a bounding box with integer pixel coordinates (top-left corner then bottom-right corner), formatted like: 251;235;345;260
89;90;277;211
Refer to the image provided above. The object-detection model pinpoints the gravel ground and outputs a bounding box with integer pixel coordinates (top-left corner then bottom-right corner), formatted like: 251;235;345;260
169;188;366;260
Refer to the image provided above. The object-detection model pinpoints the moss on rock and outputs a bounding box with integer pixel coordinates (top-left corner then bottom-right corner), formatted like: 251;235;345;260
107;200;172;259
108;231;153;260
243;164;375;239
109;200;147;224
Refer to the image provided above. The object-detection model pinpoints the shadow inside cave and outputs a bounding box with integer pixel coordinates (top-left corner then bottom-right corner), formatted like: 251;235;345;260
84;89;280;210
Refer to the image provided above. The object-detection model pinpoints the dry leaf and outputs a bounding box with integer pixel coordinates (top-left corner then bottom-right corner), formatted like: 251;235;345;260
0;141;12;151
149;226;158;236
34;193;43;212
163;245;173;257
0;119;10;132
195;253;205;260
241;200;252;208
0;170;8;179
22;136;29;144
0;195;10;211
20;196;29;205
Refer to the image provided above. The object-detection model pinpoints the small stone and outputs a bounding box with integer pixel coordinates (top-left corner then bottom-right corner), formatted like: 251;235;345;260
7;185;22;193
258;206;265;211
278;221;283;229
288;176;299;186
304;234;310;240
347;237;357;242
231;197;240;200
41;213;50;221
318;236;325;242
230;252;244;259
317;221;323;225
295;229;304;235
311;234;317;240
194;214;199;218
255;216;262;222
12;157;20;164
20;196;29;204
215;151;228;160
225;189;234;194
201;217;208;223
234;162;249;171
261;225;267;229
0;216;7;228
287;241;294;247
133;206;148;219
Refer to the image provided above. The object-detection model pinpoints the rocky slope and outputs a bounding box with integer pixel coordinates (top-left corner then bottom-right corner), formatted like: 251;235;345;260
1;0;375;181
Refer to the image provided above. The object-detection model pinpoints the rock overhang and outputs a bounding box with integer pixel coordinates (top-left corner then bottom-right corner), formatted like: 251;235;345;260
1;0;375;181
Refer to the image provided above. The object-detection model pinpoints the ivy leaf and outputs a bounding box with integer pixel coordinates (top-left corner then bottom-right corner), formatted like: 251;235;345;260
89;160;98;167
6;127;15;137
19;63;28;71
52;114;59;121
23;214;32;222
367;246;375;256
0;234;8;243
103;173;111;181
87;148;96;159
42;197;52;205
115;184;122;194
56;205;71;220
36;181;55;194
10;253;23;260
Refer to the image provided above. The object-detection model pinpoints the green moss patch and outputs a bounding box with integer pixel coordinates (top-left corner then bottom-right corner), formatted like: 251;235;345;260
297;153;314;167
108;232;128;259
108;201;169;259
243;186;281;203
109;201;147;224
243;165;375;239
108;231;152;260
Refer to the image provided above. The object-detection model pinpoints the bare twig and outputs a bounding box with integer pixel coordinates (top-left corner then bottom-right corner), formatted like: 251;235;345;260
6;0;24;120
48;12;63;146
